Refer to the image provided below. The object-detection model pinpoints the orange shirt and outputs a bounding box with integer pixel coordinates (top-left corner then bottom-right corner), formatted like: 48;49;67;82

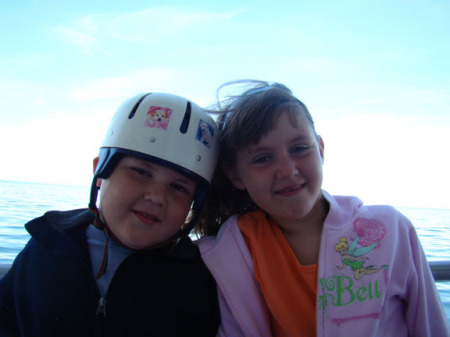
238;211;317;337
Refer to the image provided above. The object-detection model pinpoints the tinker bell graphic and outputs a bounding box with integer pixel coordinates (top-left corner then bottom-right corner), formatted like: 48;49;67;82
334;218;388;280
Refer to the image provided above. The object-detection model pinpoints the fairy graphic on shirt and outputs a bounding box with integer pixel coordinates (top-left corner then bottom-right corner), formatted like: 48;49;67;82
334;218;388;280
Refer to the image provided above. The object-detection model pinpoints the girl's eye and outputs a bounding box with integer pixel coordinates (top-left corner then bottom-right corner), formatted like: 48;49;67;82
290;145;309;154
251;154;272;164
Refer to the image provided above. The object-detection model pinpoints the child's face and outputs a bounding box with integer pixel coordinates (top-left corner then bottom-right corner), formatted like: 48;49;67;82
97;157;197;249
226;111;324;229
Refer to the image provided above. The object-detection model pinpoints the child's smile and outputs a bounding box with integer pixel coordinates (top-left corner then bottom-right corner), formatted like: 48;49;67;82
275;182;306;197
98;157;196;249
133;209;161;226
228;111;325;229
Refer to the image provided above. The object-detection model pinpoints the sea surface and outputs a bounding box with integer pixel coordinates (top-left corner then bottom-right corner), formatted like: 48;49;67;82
1;179;450;321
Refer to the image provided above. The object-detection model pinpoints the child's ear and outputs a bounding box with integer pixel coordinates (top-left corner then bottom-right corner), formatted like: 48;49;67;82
93;157;99;172
93;157;102;188
222;163;246;191
317;135;325;163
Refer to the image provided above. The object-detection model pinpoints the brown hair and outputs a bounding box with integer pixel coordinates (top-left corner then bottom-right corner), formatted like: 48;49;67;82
195;80;316;236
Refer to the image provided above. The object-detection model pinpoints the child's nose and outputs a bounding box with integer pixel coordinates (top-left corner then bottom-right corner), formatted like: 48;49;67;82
143;182;165;206
276;154;299;178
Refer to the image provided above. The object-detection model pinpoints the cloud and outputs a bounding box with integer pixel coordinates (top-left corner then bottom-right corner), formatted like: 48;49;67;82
67;65;221;108
0;111;98;186
53;7;239;53
359;99;383;105
320;113;450;209
0;79;52;124
69;68;180;102
109;7;239;42
54;24;101;55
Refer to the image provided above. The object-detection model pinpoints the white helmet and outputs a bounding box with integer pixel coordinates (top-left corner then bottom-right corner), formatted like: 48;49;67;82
89;92;219;235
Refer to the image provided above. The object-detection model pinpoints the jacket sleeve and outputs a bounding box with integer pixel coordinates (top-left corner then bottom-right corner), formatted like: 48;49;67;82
0;252;23;337
197;217;272;337
404;224;450;336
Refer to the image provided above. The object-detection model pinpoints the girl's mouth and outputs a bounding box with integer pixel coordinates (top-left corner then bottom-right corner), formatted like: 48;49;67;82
276;183;305;197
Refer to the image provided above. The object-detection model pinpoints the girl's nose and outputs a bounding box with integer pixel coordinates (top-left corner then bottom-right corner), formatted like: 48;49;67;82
276;154;299;179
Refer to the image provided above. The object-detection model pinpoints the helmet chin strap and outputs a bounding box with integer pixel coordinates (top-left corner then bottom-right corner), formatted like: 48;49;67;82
88;200;117;280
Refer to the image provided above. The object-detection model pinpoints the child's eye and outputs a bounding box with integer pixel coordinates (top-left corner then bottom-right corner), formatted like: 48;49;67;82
251;154;272;164
290;145;309;154
131;167;151;177
170;183;192;196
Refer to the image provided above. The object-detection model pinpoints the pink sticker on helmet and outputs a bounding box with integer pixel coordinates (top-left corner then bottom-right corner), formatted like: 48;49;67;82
145;106;172;130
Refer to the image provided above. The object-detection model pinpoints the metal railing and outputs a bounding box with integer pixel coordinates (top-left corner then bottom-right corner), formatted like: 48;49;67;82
1;261;450;281
429;261;450;282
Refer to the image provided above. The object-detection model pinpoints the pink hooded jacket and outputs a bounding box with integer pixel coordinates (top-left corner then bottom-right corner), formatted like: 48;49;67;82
197;192;450;337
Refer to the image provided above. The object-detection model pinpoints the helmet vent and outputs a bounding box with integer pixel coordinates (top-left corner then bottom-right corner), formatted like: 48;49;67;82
128;93;152;119
179;101;192;134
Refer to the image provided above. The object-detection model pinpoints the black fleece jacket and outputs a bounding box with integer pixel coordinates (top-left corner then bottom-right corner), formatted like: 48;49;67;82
0;209;220;337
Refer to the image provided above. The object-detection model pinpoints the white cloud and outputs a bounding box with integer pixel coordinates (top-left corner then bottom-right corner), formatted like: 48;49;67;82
0;103;111;186
53;26;100;55
109;7;239;42
69;68;179;102
320;113;450;209
53;7;239;52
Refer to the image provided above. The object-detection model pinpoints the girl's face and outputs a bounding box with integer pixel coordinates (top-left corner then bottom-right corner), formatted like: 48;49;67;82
97;157;196;250
226;111;324;229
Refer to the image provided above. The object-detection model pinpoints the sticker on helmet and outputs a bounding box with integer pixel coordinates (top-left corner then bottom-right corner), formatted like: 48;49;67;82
196;119;215;148
145;106;172;130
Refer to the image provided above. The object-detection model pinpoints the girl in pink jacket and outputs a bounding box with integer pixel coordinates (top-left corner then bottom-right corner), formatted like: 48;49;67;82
196;80;450;337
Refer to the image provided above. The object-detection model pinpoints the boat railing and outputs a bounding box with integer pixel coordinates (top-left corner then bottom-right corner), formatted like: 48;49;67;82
429;261;450;282
1;261;450;280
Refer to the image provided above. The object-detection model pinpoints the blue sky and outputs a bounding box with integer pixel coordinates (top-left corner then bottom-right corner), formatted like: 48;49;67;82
1;0;449;209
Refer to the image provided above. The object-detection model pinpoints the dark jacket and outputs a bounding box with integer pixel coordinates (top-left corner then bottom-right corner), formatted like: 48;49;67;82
0;209;220;337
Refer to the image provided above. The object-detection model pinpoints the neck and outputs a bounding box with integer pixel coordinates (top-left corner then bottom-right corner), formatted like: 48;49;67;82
276;194;329;236
275;195;329;265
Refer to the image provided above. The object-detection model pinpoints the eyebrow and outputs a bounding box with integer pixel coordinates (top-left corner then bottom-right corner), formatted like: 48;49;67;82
173;176;196;187
129;157;155;169
246;135;313;153
129;158;194;184
244;145;270;156
146;160;196;187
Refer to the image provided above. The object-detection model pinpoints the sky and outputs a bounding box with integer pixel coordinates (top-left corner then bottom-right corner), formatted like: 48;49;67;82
1;0;449;210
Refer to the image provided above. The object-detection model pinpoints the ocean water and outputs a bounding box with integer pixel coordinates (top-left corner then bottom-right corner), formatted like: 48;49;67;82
1;179;450;322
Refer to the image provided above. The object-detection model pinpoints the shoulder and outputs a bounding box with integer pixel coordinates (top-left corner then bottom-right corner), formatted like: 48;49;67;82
196;215;254;270
26;208;92;234
23;209;90;249
19;209;91;259
325;191;412;227
2;211;92;286
43;208;93;231
357;204;413;234
196;215;241;252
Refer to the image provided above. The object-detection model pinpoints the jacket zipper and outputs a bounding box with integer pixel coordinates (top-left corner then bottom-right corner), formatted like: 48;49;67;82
96;297;107;316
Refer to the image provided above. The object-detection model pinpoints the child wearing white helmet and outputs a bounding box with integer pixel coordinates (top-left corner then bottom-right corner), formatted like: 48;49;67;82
0;92;221;336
